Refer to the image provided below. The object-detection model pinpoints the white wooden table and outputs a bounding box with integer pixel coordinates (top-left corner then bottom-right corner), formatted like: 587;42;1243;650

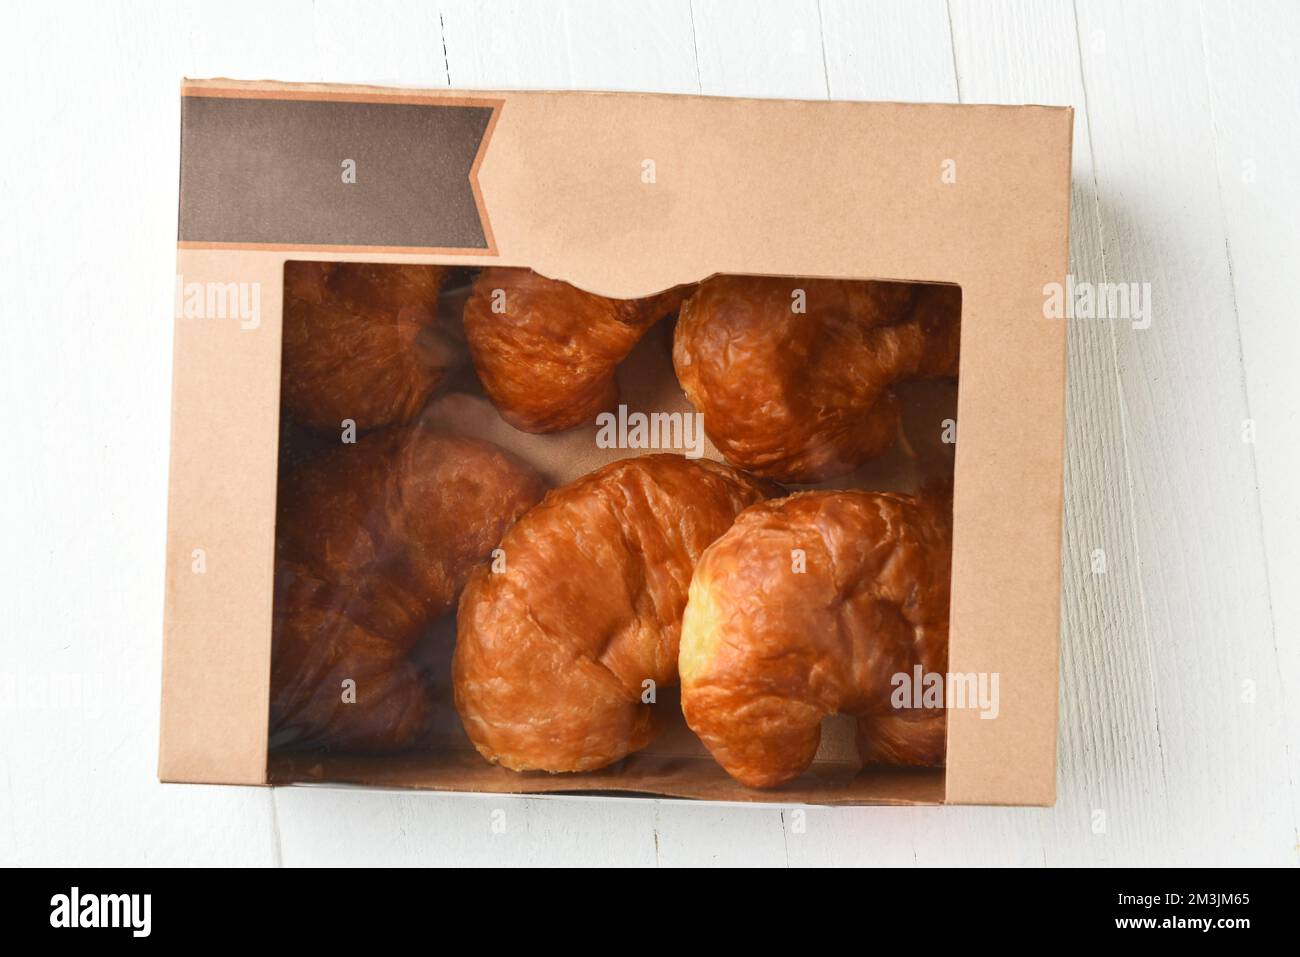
2;0;1296;867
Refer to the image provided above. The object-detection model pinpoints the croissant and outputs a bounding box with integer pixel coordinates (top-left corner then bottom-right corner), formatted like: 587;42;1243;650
462;268;688;433
281;261;455;432
453;454;774;772
271;425;546;752
679;489;952;788
673;277;961;483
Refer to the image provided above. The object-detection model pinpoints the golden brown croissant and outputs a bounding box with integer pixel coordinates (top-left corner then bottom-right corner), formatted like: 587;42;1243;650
281;261;455;432
271;425;546;752
453;454;774;772
679;489;952;788
673;277;960;482
462;268;689;433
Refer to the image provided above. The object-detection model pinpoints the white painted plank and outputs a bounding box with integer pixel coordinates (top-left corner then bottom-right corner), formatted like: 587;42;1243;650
820;0;957;102
559;0;700;93
691;0;830;99
275;789;659;867
438;0;575;89
1197;0;1300;849
441;0;699;92
1070;0;1294;864
651;801;791;866
178;0;447;88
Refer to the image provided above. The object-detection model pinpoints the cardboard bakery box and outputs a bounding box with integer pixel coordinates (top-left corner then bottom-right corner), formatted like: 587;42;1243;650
160;78;1072;806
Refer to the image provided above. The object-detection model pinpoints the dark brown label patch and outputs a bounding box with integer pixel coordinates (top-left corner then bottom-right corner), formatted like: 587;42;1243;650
179;94;496;250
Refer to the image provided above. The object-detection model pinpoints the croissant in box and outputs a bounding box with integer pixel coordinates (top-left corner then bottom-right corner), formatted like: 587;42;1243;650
679;489;952;788
453;454;774;772
271;425;545;752
673;276;960;483
462;268;689;433
280;261;457;433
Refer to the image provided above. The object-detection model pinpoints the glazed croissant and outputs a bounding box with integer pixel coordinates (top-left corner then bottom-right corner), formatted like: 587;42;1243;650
453;454;774;772
281;261;455;432
271;425;545;752
462;268;689;433
679;489;952;788
673;277;960;483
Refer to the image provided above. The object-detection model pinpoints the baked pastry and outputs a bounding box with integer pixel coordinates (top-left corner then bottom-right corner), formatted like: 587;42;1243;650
673;277;960;482
453;454;774;772
271;426;546;752
462;268;689;433
679;489;952;788
281;261;454;432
